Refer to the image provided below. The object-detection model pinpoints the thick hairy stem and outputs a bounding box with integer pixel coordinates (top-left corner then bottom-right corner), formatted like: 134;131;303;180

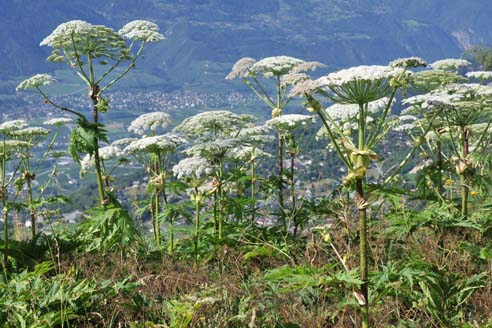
278;131;286;230
251;156;256;222
218;160;224;240
357;102;369;327
90;85;107;205
26;174;36;239
461;128;470;218
436;136;443;197
194;188;200;262
291;151;298;235
149;191;157;241
356;179;369;328
154;191;161;246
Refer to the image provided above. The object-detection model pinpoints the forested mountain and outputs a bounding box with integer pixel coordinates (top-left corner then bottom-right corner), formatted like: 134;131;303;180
3;0;492;91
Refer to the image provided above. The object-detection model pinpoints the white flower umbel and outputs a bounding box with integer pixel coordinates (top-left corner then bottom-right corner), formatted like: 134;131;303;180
236;125;275;144
118;20;165;42
128;112;172;135
250;56;305;78
251;56;324;79
80;145;125;173
172;156;213;181
40;20;128;62
11;127;50;137
99;145;125;159
289;78;328;97
111;137;138;148
225;57;257;79
0;120;28;134
0;140;31;156
124;134;186;155
227;146;272;162
466;71;492;82
299;65;407;104
40;20;93;47
280;73;309;88
175;111;254;136
43;117;72;126
430;59;471;71
389;57;427;68
16;74;56;91
184;138;237;158
265;114;315;131
323;65;405;86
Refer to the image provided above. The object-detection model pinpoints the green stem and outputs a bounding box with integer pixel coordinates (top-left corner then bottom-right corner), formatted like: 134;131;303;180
461;127;470;218
194;187;200;262
251;149;256;222
26;171;35;239
36;88;86;122
357;101;369;327
278;130;286;230
367;88;397;148
91;93;107;205
290;149;297;235
356;179;369;328
218;159;223;240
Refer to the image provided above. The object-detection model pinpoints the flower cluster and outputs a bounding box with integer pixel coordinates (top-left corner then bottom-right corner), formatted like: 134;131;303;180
430;59;471;71
0;120;28;134
226;56;324;80
43;117;72;126
40;20;93;47
227;146;272;162
111;138;138;148
118;20;165;42
128;112;172;135
265;114;315;131
393;114;418;132
172;156;213;181
389;57;427;68
466;71;492;81
40;20;128;61
236;125;275;144
225;57;256;79
184;138;237;158
249;56;305;78
16;74;56;91
80;145;125;173
124;134;186;155
175;111;254;136
11;127;50;137
280;73;309;88
321;65;405;87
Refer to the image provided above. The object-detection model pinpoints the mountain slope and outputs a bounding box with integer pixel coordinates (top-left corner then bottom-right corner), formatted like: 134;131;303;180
2;0;491;92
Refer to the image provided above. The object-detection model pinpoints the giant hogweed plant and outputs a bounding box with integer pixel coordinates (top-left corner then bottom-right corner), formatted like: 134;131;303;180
265;114;316;234
174;110;254;239
398;62;492;217
16;20;165;206
0;119;70;273
227;56;324;229
124;113;186;250
11;118;72;241
291;57;424;327
172;156;213;261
